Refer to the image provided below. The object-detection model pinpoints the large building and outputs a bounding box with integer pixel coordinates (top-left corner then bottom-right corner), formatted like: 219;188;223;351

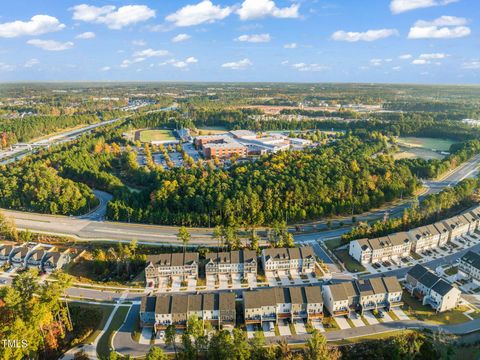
406;264;461;312
261;246;316;274
140;292;236;330
194;135;247;159
458;250;480;284
321;276;402;317
243;286;323;325
205;249;257;277
348;232;411;265
145;252;199;288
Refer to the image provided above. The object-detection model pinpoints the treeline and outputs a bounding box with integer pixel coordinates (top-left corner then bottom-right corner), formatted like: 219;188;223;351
342;178;480;243
106;133;419;227
397;139;480;179
0;114;100;148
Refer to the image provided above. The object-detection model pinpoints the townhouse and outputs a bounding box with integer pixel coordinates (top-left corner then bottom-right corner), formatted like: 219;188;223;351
0;245;13;265
408;225;442;253
145;252;199;288
205;249;257;277
26;249;45;268
406;264;461;312
41;251;71;272
140;292;236;331
243;286;323;325
443;215;472;241
321;276;402;317
261;246;316;274
458;250;480;284
349;232;411;265
9;246;29;268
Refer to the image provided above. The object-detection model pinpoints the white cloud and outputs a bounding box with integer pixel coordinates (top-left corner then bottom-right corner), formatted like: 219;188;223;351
390;0;459;14
236;33;271;43
412;59;428;65
0;62;15;71
24;58;40;67
419;53;448;59
27;39;74;51
166;1;232;27
0;15;65;38
221;58;252;70
185;57;198;63
408;16;470;39
172;61;189;69
76;31;95;39
463;61;480;69
237;0;299;20
399;54;413;59
71;4;155;30
332;29;398;42
291;63;326;72
172;33;191;42
370;58;383;66
132;39;147;46
284;43;297;49
392;66;401;70
100;66;111;71
133;48;169;58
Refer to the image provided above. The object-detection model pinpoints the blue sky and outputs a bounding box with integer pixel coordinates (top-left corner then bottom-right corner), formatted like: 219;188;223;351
0;0;478;83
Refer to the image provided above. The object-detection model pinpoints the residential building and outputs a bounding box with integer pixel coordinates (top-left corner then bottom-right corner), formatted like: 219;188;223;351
458;250;480;284
443;215;471;241
349;232;411;265
243;286;323;325
9;246;29;268
145;252;199;288
205;249;257;277
406;264;461;312
26;249;45;268
139;293;236;331
0;245;13;265
261;246;316;274
42;251;71;272
433;221;450;246
408;225;442;253
322;276;402;317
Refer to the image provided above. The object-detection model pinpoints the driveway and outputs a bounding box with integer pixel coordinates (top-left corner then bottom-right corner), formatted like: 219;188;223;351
232;274;242;288
206;275;215;289
171;276;181;291
334;316;351;329
278;320;291;336
391;308;410;321
262;322;275;337
219;274;229;288
350;313;365;327
363;311;379;325
379;309;393;322
311;320;325;332
139;327;152;345
247;273;257;288
294;320;307;335
246;324;257;339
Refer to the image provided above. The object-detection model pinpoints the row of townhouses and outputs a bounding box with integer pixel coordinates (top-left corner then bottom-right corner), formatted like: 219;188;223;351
140;276;404;330
140;292;236;331
459;250;480;284
406;264;461;312
243;286;324;325
349;206;480;265
145;246;317;288
0;244;70;272
322;276;403;317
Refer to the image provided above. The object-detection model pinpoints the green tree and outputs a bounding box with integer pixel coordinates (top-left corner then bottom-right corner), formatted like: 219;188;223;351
165;324;177;359
304;330;340;360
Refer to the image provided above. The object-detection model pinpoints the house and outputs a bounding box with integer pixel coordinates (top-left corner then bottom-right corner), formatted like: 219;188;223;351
433;221;450;247
243;286;323;325
261;246;316;274
140;293;237;332
26;249;45;268
443;216;471;241
406;264;461;312
205;249;257;277
408;225;441;253
322;276;402;317
349;232;411;265
42;251;71;272
458;250;480;284
0;245;13;265
9;247;29;268
145;252;199;288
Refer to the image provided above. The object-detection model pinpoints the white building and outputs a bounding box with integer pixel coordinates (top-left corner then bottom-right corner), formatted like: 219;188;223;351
458;250;480;285
349;232;411;265
261;246;316;274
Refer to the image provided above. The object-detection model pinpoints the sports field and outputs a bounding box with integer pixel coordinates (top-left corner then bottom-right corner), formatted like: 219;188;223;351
137;129;176;142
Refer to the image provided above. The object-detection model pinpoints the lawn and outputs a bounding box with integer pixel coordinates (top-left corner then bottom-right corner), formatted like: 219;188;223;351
410;252;422;260
139;129;176;142
334;249;367;273
96;306;130;359
445;266;458;276
396;137;457;152
329;330;415;346
325;238;343;251
401;291;470;325
67;303;114;346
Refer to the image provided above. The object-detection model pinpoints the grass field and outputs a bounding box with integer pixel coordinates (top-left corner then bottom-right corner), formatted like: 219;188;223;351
334;249;367;273
138;129;176;142
96;306;130;358
196;126;228;135
397;137;458;151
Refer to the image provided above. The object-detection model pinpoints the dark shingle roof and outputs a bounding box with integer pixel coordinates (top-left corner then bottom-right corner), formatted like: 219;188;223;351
418;271;440;289
461;250;480;271
407;264;429;281
430;279;454;296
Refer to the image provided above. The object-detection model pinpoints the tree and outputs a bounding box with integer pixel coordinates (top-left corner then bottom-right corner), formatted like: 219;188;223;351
145;346;167;360
165;324;177;359
0;211;18;242
177;226;191;256
304;330;340;360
